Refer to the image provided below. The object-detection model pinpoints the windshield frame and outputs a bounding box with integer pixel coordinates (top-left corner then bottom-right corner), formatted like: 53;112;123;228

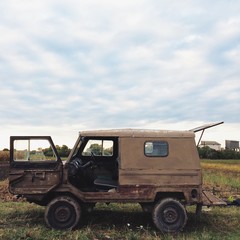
65;135;84;164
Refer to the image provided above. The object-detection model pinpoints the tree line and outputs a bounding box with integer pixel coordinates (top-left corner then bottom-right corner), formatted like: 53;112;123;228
43;145;71;158
1;145;240;160
198;146;240;159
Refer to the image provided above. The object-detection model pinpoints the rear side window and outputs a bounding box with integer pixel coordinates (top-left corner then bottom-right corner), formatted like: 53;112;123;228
144;141;168;157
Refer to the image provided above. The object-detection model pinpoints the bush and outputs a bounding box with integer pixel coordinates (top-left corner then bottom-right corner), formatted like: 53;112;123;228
198;146;240;159
0;151;10;162
43;145;71;158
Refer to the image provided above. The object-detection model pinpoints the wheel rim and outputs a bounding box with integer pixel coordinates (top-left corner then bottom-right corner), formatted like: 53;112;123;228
163;207;178;224
54;206;72;223
51;202;76;227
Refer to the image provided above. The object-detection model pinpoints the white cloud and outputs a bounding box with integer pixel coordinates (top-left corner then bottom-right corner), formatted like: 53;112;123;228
0;0;240;149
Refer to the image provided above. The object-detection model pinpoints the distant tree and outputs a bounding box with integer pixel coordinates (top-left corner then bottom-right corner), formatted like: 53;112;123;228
43;145;71;158
104;146;113;156
198;146;215;159
58;145;71;157
221;149;240;159
43;147;54;157
198;146;240;159
88;144;101;156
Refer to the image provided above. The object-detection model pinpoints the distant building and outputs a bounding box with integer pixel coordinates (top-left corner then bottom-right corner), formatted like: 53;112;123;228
225;140;239;151
199;141;221;151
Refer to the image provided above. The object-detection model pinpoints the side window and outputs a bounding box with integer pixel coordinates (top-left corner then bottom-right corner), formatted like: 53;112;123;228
145;141;168;157
82;140;113;156
13;139;57;161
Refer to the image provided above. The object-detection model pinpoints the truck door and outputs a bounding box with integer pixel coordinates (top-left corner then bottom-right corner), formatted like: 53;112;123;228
9;136;63;195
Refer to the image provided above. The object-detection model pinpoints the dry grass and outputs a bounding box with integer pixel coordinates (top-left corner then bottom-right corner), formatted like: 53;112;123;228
201;159;240;199
0;151;9;162
201;161;240;172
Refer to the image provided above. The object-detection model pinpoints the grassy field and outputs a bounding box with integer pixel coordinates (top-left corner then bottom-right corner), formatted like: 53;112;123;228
0;159;239;240
201;159;240;199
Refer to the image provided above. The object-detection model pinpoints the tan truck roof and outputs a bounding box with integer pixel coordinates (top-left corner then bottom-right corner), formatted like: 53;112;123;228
79;129;194;138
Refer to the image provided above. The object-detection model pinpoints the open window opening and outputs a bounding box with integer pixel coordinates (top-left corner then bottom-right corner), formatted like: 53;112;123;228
13;139;57;162
68;137;119;192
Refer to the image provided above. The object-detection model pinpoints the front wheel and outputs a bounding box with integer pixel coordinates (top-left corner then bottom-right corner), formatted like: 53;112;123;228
44;196;81;230
152;198;187;233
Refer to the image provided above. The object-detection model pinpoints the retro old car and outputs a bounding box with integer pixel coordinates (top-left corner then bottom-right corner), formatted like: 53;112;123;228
8;123;225;233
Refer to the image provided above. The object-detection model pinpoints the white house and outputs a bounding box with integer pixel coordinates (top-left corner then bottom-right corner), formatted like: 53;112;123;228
199;141;221;151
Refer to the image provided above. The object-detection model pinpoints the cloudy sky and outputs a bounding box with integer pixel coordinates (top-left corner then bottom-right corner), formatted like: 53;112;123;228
0;0;240;149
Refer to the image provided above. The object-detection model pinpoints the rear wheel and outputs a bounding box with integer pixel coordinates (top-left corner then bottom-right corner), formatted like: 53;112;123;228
44;196;81;230
152;198;187;233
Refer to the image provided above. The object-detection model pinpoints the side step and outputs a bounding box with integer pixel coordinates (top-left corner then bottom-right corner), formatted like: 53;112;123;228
202;190;227;206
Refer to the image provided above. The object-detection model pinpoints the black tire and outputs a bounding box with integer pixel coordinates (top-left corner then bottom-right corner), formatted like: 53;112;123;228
152;198;187;233
44;196;81;230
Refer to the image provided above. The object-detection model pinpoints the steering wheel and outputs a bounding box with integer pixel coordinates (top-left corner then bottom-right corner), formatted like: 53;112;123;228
68;158;93;176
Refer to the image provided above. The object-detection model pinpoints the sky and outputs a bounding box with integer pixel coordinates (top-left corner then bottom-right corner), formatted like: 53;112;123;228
0;0;240;149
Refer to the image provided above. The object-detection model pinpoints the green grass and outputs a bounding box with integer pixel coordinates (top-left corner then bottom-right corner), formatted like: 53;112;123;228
0;202;240;240
0;159;240;239
203;171;240;189
201;159;240;198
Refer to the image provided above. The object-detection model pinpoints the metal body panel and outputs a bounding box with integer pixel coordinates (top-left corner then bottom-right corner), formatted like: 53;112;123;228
9;136;63;195
119;136;200;170
119;169;201;186
55;183;200;204
9;166;62;195
118;136;201;190
80;129;194;138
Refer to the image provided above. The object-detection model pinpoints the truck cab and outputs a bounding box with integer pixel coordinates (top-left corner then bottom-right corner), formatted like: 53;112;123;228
8;126;223;233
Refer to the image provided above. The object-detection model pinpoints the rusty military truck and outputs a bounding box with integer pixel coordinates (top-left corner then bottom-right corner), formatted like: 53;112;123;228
8;123;225;233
